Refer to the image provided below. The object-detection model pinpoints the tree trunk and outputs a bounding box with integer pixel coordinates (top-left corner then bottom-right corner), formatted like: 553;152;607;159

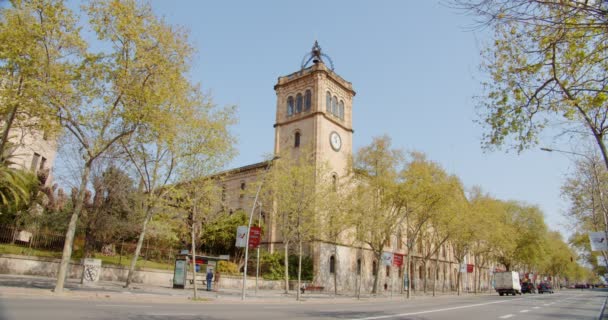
371;251;380;294
423;261;427;293
125;204;153;288
0;105;18;154
333;244;338;296
283;242;289;294
191;223;198;299
54;161;91;293
433;255;438;297
297;239;302;301
456;266;461;296
406;250;412;299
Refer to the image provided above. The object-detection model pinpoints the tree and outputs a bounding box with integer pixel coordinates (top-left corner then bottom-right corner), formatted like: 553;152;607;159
347;135;408;295
46;0;216;292
0;0;82;154
261;146;327;300
454;0;608;172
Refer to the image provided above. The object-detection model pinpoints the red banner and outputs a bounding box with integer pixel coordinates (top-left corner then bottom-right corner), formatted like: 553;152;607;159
467;264;474;273
248;226;262;248
393;253;404;267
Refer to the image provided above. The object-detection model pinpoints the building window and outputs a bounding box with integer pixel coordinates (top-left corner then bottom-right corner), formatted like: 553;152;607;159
386;266;390;277
331;173;337;191
296;93;303;113
294;132;301;148
240;182;246;198
31;153;41;172
332;96;338;116
329;256;335;274
326;91;331;113
384;237;391;247
357;259;362;275
287;96;294;116
339;100;344;120
419;266;423;279
304;90;312;111
372;260;377;276
221;185;226;202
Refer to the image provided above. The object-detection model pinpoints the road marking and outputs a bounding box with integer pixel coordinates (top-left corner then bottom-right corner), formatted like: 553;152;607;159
146;313;197;316
533;306;540;309
520;309;529;313
349;298;523;320
499;315;514;319
96;304;152;308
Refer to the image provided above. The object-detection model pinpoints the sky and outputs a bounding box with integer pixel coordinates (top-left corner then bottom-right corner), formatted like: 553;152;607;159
59;0;579;237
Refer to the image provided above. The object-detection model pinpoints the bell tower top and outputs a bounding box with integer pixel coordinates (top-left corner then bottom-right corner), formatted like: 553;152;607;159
273;43;355;178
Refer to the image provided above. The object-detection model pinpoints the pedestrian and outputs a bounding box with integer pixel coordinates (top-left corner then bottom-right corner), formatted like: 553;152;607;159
206;269;213;291
214;270;221;292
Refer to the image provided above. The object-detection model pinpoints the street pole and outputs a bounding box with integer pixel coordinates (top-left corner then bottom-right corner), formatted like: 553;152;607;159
255;202;262;296
242;158;276;300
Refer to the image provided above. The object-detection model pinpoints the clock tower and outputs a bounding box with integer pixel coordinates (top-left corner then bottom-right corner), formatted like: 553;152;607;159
273;42;355;178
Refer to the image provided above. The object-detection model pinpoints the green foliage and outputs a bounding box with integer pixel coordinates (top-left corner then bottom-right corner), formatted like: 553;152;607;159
217;260;239;275
256;251;312;281
199;210;247;256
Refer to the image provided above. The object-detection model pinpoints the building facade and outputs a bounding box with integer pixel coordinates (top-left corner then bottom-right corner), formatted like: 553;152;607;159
216;43;492;294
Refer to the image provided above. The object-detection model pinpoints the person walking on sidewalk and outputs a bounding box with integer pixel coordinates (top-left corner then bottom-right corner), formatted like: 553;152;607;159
206;270;214;291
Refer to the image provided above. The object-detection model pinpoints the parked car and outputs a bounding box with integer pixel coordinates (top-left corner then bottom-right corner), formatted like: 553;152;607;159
521;282;536;294
537;282;554;294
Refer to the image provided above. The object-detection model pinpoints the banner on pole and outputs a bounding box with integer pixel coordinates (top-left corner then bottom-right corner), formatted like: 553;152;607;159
235;226;248;248
381;252;393;266
393;253;404;267
248;226;262;248
589;232;608;251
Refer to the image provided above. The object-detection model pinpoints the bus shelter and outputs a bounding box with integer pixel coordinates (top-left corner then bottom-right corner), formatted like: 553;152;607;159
173;252;229;289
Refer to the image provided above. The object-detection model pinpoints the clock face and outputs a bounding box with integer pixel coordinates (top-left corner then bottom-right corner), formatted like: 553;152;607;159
330;131;342;151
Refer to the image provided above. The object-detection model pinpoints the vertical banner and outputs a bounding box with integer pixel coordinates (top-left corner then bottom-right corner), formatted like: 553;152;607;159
248;226;262;248
589;232;608;251
381;252;393;266
393;253;404;267
235;226;248;248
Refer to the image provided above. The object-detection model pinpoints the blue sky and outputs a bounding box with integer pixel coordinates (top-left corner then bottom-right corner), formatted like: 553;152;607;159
62;0;577;236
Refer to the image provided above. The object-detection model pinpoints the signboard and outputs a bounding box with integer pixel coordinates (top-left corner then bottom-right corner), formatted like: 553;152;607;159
381;252;393;266
393;253;404;267
173;259;187;287
467;264;474;273
235;226;248;248
249;226;262;248
460;264;467;273
589;232;608;251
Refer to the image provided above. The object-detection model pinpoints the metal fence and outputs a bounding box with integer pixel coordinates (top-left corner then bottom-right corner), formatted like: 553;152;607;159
0;225;178;269
0;225;64;251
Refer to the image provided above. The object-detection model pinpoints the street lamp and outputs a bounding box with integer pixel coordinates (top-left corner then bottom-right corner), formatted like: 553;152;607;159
241;156;278;300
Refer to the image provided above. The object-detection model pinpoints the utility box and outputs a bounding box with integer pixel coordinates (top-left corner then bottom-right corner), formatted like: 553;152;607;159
81;258;102;284
173;256;188;289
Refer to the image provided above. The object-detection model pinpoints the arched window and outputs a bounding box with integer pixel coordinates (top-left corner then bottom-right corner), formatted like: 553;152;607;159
329;256;335;274
372;260;378;276
296;93;303;113
386;266;390;277
240;182;246;198
419;266;423;279
339;100;344;120
287;96;294;116
332;96;338;115
331;173;337;191
357;259;362;275
304;90;312;111
294;132;301;148
326;91;331;113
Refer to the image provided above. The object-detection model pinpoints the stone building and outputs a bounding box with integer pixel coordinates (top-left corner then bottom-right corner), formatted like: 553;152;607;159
216;42;492;294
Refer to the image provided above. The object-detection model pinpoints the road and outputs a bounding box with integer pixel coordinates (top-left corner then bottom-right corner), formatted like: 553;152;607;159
0;290;605;320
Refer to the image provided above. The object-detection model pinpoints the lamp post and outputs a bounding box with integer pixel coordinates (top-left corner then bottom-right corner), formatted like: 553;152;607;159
241;157;277;300
541;147;608;262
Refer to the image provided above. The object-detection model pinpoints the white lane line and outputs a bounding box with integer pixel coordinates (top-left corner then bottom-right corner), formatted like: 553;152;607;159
520;309;529;313
533;306;540;309
146;313;197;316
349;298;523;320
499;315;514;319
96;304;152;308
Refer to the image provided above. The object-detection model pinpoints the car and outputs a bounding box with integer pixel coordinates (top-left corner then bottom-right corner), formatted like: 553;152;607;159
537;282;554;294
521;282;536;294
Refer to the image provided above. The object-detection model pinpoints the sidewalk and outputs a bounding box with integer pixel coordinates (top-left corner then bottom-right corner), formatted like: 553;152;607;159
0;274;495;304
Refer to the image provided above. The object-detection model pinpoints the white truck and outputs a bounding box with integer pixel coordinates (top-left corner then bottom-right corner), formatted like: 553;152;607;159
494;271;521;296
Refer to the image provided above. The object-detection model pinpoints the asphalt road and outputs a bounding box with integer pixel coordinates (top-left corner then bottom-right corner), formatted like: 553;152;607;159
0;290;605;320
